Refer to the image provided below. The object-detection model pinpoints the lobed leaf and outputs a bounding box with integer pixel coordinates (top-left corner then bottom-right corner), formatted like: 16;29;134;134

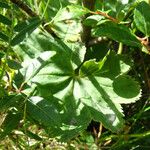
15;30;141;140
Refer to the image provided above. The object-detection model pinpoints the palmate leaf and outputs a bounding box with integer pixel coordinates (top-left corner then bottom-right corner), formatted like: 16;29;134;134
15;30;141;141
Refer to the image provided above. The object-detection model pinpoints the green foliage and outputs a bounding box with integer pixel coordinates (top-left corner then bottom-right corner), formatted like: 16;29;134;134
0;2;10;9
0;0;149;149
11;17;42;46
0;14;12;25
134;1;150;36
0;111;22;140
0;32;9;42
92;21;141;47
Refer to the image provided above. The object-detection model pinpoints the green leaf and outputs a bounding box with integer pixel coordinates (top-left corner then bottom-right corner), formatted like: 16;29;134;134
13;17;41;32
26;93;91;141
92;21;141;47
0;32;9;42
134;1;150;36
11;17;42;46
83;15;104;26
21;51;57;82
0;14;12;25
0;94;23;112
0;52;5;59
112;75;141;103
74;76;124;132
0;2;10;9
80;51;132;78
16;30;141;140
7;59;22;70
53;5;89;22
0;111;22;140
27;96;62;127
0;86;6;98
25;130;42;141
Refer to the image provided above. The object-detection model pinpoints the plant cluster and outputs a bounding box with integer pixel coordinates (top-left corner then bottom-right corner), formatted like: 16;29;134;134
0;0;150;149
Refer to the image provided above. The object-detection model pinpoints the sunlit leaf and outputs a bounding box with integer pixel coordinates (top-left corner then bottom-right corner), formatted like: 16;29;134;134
11;17;41;46
14;31;141;140
134;1;150;36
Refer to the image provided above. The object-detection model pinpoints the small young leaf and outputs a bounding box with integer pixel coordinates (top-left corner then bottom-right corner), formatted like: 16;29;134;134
11;17;41;46
0;32;9;42
134;1;150;36
92;21;141;47
0;14;12;25
83;15;103;26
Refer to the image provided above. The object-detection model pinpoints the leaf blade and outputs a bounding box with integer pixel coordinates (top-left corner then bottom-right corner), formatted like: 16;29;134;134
134;1;150;36
11;17;42;46
0;31;9;42
93;21;141;47
0;14;12;25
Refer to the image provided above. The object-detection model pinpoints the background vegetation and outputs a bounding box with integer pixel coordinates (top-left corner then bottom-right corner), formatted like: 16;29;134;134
0;0;150;149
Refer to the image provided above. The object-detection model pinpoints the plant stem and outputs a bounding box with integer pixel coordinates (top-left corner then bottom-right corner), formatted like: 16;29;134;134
42;0;50;19
99;130;150;143
10;0;37;17
81;0;95;47
90;10;119;23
